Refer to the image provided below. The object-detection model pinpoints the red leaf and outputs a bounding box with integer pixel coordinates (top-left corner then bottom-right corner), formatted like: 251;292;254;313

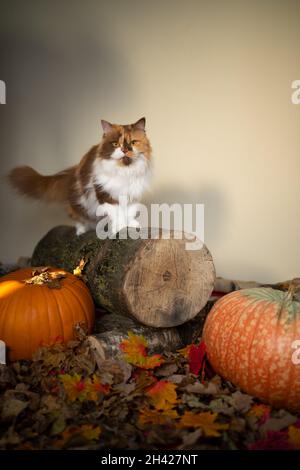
188;342;207;375
248;431;293;450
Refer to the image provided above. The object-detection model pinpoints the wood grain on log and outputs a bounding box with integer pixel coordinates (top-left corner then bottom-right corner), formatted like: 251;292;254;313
31;226;215;328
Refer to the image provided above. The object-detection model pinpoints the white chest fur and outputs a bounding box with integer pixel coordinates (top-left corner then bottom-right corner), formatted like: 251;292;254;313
93;155;151;202
78;155;151;221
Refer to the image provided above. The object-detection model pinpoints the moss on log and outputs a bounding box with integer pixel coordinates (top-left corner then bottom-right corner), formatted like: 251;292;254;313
32;225;215;328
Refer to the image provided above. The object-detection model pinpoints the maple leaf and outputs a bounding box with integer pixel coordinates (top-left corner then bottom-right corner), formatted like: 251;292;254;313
120;332;164;369
59;373;87;402
146;380;178;410
80;424;101;441
86;375;110;401
53;426;80;448
141;355;165;369
247;404;271;424
178;411;229;437
139;407;179;425
178;341;214;379
120;332;147;359
288;425;300;449
54;424;101;448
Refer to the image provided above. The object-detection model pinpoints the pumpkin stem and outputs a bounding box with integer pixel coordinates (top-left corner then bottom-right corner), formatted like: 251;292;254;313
24;267;66;289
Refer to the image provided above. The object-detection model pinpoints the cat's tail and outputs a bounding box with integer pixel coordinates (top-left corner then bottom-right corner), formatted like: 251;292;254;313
8;166;73;203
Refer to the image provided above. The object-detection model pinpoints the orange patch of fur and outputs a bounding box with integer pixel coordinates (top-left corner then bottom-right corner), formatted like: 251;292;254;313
9;118;152;226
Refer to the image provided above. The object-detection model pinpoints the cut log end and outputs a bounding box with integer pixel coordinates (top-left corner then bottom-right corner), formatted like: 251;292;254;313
123;236;215;327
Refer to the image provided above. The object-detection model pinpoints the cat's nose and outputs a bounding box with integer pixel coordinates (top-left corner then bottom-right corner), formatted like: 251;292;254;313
122;147;132;155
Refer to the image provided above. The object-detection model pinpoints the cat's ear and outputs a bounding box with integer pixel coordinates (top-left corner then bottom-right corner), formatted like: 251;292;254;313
133;117;146;131
101;120;113;134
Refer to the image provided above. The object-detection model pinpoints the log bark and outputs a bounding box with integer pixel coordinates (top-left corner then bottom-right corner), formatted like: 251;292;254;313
90;314;183;359
89;301;216;359
31;225;215;328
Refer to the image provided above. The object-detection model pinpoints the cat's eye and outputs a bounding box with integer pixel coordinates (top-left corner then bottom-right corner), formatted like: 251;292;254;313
111;142;119;147
131;140;139;145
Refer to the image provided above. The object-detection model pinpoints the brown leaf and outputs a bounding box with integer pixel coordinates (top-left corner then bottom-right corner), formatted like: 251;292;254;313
167;374;186;384
184;381;219;395
156;362;178;377
261;411;297;433
209;398;235;417
182;393;208;409
229;391;253;413
1;398;28;421
178;429;202;449
24;267;67;289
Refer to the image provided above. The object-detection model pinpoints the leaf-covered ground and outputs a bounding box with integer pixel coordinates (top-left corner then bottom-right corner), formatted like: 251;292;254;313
1;326;300;450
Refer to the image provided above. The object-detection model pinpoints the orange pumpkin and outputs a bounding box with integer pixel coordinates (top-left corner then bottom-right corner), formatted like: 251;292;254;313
0;267;95;360
203;287;300;412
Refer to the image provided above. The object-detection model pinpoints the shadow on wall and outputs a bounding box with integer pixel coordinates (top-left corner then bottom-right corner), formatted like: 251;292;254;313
0;27;136;261
143;185;229;247
143;187;276;282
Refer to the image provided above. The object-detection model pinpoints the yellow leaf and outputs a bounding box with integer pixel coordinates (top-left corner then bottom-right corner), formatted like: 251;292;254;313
177;344;193;358
139;407;179;425
73;258;87;277
146;381;178;410
141;355;165;369
247;404;270;419
53;424;101;448
178;411;229;437
120;332;164;369
59;374;87;402
81;424;101;441
120;332;147;358
85;375;110;401
288;425;300;449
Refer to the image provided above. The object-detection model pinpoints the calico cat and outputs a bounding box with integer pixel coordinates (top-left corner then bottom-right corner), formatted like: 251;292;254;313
9;117;152;235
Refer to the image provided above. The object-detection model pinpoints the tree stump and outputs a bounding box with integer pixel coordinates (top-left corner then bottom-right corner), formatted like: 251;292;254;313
31;226;215;328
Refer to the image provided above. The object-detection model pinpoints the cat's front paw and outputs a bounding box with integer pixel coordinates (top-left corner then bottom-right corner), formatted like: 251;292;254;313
75;222;88;236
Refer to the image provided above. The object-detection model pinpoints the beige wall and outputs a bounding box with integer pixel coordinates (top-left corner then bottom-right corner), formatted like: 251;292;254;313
0;0;299;282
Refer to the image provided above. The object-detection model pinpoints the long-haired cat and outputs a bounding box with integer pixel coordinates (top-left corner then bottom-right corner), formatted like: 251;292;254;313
9;117;152;235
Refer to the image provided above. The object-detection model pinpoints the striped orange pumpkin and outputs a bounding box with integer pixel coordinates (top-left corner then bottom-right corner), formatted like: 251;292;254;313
0;267;95;361
203;288;300;412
